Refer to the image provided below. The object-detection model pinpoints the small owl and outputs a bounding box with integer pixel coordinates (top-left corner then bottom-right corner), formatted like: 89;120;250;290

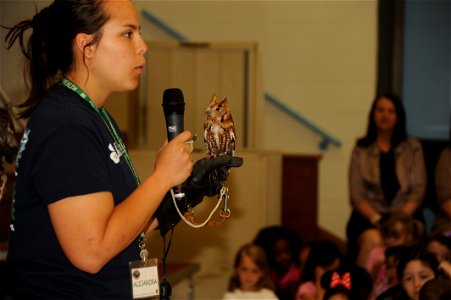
203;94;236;158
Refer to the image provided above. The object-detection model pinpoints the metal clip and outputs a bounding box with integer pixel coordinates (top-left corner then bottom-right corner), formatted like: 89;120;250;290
140;249;149;264
219;185;231;218
139;233;149;264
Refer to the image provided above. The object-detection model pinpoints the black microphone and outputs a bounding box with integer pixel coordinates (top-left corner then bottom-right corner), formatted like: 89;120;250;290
162;88;186;199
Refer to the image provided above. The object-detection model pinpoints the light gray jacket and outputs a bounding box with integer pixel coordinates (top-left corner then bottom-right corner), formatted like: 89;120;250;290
349;138;426;213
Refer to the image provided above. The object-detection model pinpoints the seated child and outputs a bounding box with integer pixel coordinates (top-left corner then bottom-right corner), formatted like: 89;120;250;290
365;212;424;299
295;240;342;300
223;243;278;300
253;226;302;300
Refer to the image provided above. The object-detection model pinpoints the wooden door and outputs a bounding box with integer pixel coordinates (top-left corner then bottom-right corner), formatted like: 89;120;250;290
282;154;321;243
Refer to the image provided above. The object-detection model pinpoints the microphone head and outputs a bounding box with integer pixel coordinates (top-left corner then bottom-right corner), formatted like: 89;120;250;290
162;88;185;114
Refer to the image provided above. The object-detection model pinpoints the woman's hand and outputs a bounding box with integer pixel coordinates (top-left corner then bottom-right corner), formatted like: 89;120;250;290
153;131;194;191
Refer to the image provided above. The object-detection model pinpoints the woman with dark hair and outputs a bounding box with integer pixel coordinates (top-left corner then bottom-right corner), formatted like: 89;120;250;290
2;1;242;298
346;94;426;267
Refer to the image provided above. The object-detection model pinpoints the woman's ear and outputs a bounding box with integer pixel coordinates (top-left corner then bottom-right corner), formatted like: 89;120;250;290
74;33;95;58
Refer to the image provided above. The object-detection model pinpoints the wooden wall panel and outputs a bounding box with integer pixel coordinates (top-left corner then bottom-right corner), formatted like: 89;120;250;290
282;154;321;243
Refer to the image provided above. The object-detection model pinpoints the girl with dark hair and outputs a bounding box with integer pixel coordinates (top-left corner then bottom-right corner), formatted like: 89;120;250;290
253;225;302;300
425;230;451;278
321;271;352;300
377;250;438;300
346;94;426;267
321;266;373;300
295;240;342;300
397;251;439;300
426;230;451;264
2;1;242;298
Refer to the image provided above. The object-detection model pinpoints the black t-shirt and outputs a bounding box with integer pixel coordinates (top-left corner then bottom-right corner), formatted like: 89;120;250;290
6;84;140;299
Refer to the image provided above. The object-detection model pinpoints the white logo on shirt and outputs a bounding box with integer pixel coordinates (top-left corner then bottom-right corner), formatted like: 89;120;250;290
109;143;121;164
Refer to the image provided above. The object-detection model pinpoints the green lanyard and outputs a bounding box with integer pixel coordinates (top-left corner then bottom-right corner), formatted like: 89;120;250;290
60;77;141;186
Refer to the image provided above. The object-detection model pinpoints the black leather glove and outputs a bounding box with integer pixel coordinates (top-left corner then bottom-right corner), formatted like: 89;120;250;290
155;155;243;236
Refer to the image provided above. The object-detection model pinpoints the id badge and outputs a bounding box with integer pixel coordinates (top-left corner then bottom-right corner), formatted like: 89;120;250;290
129;258;160;299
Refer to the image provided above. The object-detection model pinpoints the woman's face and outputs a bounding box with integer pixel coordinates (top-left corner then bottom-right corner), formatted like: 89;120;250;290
402;260;435;300
374;97;397;132
237;253;264;292
89;0;148;94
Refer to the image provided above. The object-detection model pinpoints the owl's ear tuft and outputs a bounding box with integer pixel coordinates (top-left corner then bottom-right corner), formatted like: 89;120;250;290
210;94;217;104
219;97;228;106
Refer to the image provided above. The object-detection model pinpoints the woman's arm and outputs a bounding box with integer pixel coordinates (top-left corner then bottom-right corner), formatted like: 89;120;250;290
401;140;427;214
48;131;193;274
349;147;381;223
400;200;419;216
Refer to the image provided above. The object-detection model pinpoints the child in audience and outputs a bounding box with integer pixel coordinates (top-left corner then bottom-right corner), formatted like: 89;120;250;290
419;278;451;300
424;230;451;279
365;212;424;299
295;240;342;300
426;230;451;263
321;266;373;300
397;251;439;300
375;246;413;300
321;271;352;300
253;226;302;300
223;243;278;300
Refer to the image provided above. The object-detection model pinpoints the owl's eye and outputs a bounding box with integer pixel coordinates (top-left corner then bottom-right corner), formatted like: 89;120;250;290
215;107;220;111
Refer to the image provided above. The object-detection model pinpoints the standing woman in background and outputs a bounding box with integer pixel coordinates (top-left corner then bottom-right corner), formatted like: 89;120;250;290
346;94;426;267
2;0;242;298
